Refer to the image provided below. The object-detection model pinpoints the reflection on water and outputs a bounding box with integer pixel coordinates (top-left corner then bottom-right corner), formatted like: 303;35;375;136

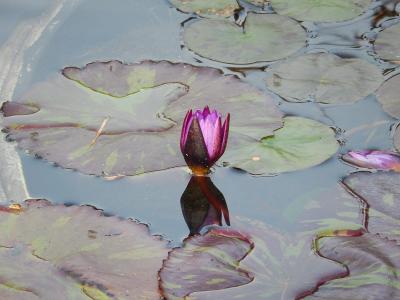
181;175;229;235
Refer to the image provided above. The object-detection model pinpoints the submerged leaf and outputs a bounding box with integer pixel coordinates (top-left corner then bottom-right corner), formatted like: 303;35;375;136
343;171;400;244
183;13;306;65
374;23;400;64
1;60;282;176
160;217;346;300
395;125;400;152
221;116;339;175
169;0;239;18
0;199;169;299
266;53;384;104
376;74;400;119
270;0;372;23
306;234;400;299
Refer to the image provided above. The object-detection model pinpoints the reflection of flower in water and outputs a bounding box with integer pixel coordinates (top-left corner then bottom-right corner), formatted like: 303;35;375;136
180;106;230;176
181;175;230;236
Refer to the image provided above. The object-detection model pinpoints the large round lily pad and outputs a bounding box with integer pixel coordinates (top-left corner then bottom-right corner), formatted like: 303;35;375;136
169;0;239;18
306;234;400;299
0;245;109;300
0;199;169;299
1;60;283;176
376;74;400;119
343;171;400;243
270;0;372;23
221;116;339;175
266;53;384;104
374;23;400;64
395;125;400;152
160;217;346;300
183;13;306;65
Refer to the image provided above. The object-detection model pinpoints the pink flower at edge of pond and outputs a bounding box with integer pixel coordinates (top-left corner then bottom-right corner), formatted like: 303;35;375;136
180;106;230;175
344;150;400;171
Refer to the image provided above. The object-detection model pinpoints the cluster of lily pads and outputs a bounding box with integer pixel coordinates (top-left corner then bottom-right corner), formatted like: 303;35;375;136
1;0;400;299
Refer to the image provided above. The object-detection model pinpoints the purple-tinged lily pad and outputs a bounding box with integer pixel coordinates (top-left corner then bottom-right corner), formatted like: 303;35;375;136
342;150;400;171
395;125;400;152
266;53;384;104
0;199;169;299
160;217;346;300
374;23;400;64
343;171;400;244
169;0;240;18
1;60;283;176
270;0;372;23
0;245;108;300
376;74;400;119
221;116;339;175
160;228;253;299
183;13;306;65
306;234;400;299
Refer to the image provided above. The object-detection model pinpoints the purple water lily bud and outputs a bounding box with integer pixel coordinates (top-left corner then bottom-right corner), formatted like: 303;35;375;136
180;106;230;175
343;150;400;171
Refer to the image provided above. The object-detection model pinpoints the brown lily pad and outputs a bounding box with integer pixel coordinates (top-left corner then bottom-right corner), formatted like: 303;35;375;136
1;60;282;176
160;217;346;300
169;0;240;18
0;199;169;299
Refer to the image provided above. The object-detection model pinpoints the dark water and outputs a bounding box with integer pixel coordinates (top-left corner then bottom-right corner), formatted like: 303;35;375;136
12;0;397;245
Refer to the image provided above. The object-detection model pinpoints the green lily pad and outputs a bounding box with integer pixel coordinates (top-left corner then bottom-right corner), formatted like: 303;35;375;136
160;217;346;300
376;74;400;119
169;0;240;18
395;125;400;152
266;53;384;104
1;60;283;176
343;171;400;243
270;0;372;23
306;234;400;299
183;13;306;65
221;116;339;175
0;199;169;299
374;23;400;64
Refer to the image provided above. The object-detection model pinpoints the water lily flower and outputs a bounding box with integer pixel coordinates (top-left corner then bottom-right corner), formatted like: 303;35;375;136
180;106;230;175
343;150;400;171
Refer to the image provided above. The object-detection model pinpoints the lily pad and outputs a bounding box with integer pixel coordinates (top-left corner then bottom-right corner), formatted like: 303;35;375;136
374;23;400;64
266;53;384;104
376;74;400;119
270;0;372;23
160;217;346;300
0;199;169;299
169;0;240;18
221;116;339;175
247;0;268;7
306;234;400;299
183;13;306;65
282;184;365;236
395;125;400;152
343;171;400;243
1;60;283;176
0;245;107;300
